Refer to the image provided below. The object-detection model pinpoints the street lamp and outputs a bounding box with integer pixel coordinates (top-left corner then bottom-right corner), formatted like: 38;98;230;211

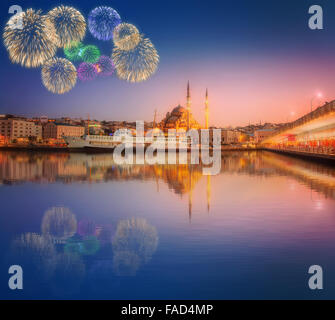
311;92;323;112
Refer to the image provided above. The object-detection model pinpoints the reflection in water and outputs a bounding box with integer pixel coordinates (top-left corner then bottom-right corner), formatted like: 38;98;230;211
0;151;334;201
77;219;96;237
8;203;158;296
9;233;56;294
2;150;335;299
112;218;159;276
47;252;86;297
41;207;77;242
11;233;55;268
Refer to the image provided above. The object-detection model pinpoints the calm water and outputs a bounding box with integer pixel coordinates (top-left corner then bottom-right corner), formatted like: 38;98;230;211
0;150;335;299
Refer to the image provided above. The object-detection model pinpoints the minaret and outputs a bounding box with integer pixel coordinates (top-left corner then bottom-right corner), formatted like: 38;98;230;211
186;81;191;131
205;88;209;129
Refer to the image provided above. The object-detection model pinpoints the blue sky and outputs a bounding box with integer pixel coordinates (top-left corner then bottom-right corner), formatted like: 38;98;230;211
1;0;335;126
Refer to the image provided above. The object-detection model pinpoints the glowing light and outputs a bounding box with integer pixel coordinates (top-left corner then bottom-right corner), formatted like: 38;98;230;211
113;23;141;51
96;55;115;76
81;45;100;63
112;37;159;83
88;6;121;41
63;41;84;61
3;9;58;68
77;62;98;81
41;58;77;94
47;5;86;48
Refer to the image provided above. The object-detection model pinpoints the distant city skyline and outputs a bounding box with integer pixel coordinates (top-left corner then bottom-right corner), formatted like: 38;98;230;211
1;0;335;127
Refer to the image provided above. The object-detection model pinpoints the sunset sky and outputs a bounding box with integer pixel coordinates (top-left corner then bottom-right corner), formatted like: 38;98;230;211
1;0;335;127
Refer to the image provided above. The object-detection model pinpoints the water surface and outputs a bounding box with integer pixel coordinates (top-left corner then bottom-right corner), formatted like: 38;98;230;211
0;150;335;299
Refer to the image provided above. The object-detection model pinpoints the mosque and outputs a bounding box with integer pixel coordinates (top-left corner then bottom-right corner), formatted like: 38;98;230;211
159;82;209;132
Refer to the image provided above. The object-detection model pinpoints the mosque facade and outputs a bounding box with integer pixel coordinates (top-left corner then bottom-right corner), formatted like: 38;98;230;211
159;82;208;132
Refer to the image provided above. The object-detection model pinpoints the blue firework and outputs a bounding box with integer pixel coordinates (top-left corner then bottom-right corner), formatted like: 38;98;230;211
88;6;121;41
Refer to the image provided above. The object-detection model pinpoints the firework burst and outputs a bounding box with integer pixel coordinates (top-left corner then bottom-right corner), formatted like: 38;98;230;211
77;62;98;81
112;37;159;83
88;6;121;41
47;5;86;48
96;56;115;77
42;58;77;94
81;45;100;63
64;41;84;62
3;9;58;68
113;23;141;51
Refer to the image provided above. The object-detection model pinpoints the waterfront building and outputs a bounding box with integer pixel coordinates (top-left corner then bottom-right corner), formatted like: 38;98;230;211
160;82;202;132
43;122;85;139
0;117;42;140
221;130;241;144
254;129;275;143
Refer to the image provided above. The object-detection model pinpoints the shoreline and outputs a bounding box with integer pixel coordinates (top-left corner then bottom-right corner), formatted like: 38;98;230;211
0;145;259;153
263;148;335;164
1;146;334;164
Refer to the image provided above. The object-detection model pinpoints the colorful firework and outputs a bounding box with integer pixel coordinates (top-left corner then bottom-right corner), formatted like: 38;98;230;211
3;9;58;68
77;62;98;81
81;45;100;63
113;23;141;51
63;41;84;61
42;58;77;94
47;5;86;48
95;56;115;76
88;6;121;41
112;37;159;83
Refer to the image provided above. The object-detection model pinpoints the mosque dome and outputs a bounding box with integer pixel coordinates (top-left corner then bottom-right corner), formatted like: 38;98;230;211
171;105;187;115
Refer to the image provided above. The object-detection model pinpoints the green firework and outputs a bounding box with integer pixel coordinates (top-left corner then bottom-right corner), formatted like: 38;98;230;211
64;41;84;61
81;45;100;63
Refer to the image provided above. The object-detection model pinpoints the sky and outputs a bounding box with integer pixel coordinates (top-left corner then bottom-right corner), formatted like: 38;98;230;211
1;0;335;127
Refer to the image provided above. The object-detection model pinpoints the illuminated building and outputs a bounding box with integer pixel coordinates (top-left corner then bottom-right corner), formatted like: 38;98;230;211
0;117;42;140
43;122;85;139
160;82;202;132
254;129;275;143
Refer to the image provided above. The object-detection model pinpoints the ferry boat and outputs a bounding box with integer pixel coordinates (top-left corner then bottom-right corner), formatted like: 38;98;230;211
64;134;194;151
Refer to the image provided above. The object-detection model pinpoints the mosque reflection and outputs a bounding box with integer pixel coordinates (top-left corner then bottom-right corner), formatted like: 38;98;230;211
0;150;335;202
8;205;159;297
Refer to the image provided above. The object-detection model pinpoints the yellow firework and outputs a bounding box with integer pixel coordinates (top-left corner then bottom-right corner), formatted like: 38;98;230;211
113;23;141;51
47;5;86;48
41;58;77;94
112;37;159;83
3;9;58;68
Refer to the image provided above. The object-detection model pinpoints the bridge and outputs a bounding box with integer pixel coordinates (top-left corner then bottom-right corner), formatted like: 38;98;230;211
261;100;335;161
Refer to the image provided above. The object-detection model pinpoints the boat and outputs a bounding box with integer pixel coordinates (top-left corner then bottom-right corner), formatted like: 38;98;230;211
64;134;194;151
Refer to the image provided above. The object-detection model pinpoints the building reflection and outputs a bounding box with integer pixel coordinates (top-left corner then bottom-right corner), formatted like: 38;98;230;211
1;151;335;214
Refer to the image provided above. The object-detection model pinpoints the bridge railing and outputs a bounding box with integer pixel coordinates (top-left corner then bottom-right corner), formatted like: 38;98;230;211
265;145;335;156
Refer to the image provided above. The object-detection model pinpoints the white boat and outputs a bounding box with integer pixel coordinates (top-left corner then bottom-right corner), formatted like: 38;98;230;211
64;134;193;151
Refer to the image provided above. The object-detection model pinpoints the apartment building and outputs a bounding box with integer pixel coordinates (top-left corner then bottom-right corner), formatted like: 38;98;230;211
43;122;85;139
0;118;42;139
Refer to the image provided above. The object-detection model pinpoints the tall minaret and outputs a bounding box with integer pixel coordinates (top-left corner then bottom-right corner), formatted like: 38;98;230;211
186;81;191;131
205;88;209;129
